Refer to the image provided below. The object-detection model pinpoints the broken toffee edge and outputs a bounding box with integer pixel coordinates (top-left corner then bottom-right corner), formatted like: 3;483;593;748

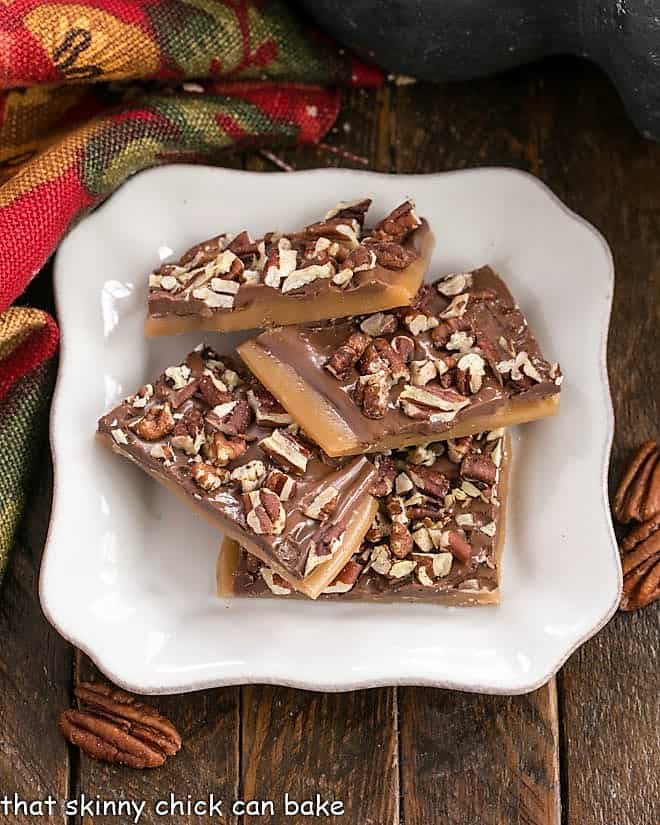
144;224;434;336
217;433;511;604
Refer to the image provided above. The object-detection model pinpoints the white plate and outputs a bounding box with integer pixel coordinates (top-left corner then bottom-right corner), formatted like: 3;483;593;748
40;166;621;695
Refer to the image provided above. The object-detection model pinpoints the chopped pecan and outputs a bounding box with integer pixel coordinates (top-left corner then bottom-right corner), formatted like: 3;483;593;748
410;358;437;387
613;440;660;523
324;198;372;226
437;272;473;296
431;316;472;349
325;332;372;379
171;409;205;455
391;335;415;362
366;241;417;270
371;200;421;242
445;530;472;563
263;237;298;288
180;234;227;267
58;682;181;769
619;514;660;611
192;462;229;492
398;384;469;421
323;559;364;594
247;387;292;427
366;512;391;543
203;432;247;466
259;428;311;474
386;495;408;524
357;343;389;375
373;337;409;382
390;522;413;559
230;459;267;492
401;310;438;336
263;469;296;501
447;436;473;464
196;373;232;408
345;245;377;272
408;466;450;499
304;486;340;521
461;453;497;486
371;457;397;497
456;352;486;394
353;371;392;419
243;488;286;535
205;397;250;436
130;403;175;441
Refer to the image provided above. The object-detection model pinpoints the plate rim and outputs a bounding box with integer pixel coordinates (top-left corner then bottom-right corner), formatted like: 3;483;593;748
39;164;622;695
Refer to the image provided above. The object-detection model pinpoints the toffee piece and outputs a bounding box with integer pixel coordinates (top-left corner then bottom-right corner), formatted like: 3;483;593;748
146;199;434;335
97;346;377;599
218;431;510;604
238;267;562;457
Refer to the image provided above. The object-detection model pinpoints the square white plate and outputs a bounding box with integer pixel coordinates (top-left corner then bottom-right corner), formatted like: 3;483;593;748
40;166;621;695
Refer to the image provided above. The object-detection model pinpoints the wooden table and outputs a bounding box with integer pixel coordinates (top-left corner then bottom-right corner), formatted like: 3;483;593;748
2;57;658;825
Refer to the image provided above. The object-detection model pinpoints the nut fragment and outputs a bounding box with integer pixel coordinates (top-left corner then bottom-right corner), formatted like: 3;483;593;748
58;682;181;769
372;200;421;242
171;409;205;455
398;384;470;422
243;488;286;535
437;272;473;296
408;466;450;499
263;469;296;501
247;387;292;427
353;370;392;419
192;462;228;492
461;453;497;486
304;486;340;520
203;432;247;466
230;460;267;492
390;522;413;558
259;428;311;474
370;458;397;498
130;404;175;441
325;332;372;379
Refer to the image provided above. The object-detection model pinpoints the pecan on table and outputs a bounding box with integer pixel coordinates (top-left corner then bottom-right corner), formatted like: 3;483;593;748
613;440;660;523
58;682;181;768
619;514;660;611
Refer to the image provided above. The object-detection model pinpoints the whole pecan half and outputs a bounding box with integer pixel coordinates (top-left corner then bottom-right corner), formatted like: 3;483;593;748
58;683;181;768
619;514;660;611
613;440;660;523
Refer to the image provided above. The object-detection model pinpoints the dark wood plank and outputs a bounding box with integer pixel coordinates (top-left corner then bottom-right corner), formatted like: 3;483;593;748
400;683;560;825
241;685;399;825
0;456;71;824
75;655;241;825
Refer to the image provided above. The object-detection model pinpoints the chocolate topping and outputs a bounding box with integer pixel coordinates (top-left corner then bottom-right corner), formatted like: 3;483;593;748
147;200;429;321
97;347;376;581
247;267;562;448
231;430;508;599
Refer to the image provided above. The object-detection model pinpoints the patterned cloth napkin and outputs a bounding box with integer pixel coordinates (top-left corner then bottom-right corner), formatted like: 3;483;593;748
0;0;382;586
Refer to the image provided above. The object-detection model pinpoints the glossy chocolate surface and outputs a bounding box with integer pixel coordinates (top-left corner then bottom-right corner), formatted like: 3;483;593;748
97;347;375;581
